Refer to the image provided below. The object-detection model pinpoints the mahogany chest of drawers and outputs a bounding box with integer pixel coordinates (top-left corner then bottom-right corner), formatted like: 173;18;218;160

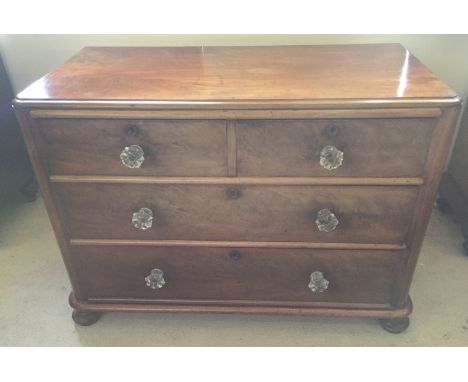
14;44;460;332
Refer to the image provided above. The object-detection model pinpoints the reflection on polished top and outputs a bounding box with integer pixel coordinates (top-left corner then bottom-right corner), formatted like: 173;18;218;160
16;44;458;106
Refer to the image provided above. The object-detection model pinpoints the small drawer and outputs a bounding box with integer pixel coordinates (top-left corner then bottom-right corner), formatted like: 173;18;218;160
56;183;418;244
35;118;228;176
74;246;403;305
236;118;436;177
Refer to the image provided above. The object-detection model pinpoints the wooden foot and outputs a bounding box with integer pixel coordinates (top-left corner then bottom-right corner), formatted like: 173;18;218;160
379;317;410;333
72;310;102;326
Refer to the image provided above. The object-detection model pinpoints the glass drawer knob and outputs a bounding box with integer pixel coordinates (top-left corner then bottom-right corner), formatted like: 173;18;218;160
145;268;165;289
120;144;144;168
132;207;153;230
315;208;339;232
308;271;329;293
320;145;343;170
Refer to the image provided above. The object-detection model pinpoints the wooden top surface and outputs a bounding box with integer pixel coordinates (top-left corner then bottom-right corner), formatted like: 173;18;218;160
16;44;458;108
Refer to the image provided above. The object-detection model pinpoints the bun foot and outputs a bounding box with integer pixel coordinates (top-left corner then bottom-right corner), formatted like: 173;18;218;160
72;310;102;326
379;317;410;333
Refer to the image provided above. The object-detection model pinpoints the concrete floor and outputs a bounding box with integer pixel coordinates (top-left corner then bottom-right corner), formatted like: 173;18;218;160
1;196;467;346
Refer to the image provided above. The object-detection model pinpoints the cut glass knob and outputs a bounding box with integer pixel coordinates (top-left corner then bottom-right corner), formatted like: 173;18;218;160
308;271;329;293
315;208;339;232
120;144;144;168
145;268;166;289
320;145;343;170
132;207;153;230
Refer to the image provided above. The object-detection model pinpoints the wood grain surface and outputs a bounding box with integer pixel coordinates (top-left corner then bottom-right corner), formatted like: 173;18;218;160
16;45;457;104
36;118;228;176
70;293;413;318
55;183;418;244
74;245;403;305
50;175;424;186
237;118;436;177
12;45;460;322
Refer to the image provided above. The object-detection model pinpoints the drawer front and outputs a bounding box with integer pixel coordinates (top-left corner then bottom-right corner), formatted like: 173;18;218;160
75;246;402;305
36;119;228;176
57;184;418;244
236;119;435;177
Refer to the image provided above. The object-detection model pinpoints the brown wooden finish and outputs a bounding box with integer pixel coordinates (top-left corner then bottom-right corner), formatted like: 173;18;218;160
237;118;436;177
86;298;391;309
393;105;461;306
72;310;102;326
14;110;86;299
70;239;405;250
16;45;456;104
379;317;410;333
226;120;237;176
74;245;403;305
70;292;413;319
36;118;228;176
56;183;418;244
13;45;460;328
28;107;443;119
49;175;424;186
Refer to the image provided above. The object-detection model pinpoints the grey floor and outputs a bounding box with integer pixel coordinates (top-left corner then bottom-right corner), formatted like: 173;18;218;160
1;196;467;346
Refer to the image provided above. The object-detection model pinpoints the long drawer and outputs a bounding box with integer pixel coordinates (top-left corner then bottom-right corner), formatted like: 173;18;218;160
56;183;418;244
35;118;228;176
74;246;403;305
236;118;435;177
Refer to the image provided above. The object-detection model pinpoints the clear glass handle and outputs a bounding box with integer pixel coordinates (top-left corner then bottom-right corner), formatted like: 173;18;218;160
320;145;343;170
145;268;166;289
132;207;153;230
308;271;329;293
315;208;339;232
120;144;145;168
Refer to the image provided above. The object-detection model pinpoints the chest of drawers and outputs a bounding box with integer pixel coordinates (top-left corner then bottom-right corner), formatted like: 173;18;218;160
14;44;460;332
